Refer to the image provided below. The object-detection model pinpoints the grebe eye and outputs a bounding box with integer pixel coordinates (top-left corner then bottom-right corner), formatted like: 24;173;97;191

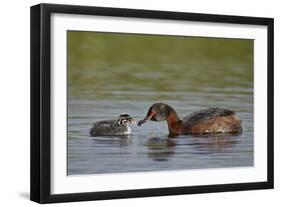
119;118;129;126
122;120;128;125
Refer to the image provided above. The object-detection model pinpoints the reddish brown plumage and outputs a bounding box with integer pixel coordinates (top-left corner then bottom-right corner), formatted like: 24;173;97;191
187;114;241;134
166;112;182;135
138;103;242;136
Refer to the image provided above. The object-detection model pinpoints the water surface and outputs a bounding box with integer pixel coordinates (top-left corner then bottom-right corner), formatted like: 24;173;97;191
67;32;253;175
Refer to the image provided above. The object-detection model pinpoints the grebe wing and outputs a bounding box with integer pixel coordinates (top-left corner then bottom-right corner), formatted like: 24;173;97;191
182;107;235;124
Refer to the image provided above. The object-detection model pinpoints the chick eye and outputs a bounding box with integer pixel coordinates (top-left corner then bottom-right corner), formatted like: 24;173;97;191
118;119;129;126
117;119;124;125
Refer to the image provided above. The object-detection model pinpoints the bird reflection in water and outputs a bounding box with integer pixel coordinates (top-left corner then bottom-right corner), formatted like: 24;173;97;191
91;134;133;147
146;133;239;161
188;133;238;154
146;136;176;162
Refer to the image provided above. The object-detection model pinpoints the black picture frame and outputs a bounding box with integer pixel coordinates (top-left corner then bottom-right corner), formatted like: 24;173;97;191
30;3;274;204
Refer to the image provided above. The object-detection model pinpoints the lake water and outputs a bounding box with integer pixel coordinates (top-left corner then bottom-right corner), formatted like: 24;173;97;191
67;32;254;175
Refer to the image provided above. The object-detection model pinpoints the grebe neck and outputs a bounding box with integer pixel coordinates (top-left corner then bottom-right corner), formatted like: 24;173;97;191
166;110;182;135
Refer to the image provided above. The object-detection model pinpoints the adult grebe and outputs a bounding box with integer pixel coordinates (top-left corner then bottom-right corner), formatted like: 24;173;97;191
90;113;136;136
138;103;242;135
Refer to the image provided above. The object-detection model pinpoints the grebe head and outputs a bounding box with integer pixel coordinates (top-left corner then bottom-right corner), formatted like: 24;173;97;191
117;113;137;126
138;103;177;126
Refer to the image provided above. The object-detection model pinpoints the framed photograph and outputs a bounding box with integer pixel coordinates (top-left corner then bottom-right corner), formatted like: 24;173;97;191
30;3;274;203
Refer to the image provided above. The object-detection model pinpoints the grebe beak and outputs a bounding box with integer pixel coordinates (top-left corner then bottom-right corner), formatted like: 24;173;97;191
137;111;158;126
137;119;146;126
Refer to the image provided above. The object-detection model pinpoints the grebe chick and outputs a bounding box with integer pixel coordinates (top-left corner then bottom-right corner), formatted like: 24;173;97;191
138;103;242;136
90;113;136;136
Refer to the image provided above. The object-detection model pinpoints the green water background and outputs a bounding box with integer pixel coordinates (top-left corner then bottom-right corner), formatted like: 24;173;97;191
68;31;253;100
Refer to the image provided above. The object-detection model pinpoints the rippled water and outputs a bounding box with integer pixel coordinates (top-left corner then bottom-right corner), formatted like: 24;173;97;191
67;31;253;175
